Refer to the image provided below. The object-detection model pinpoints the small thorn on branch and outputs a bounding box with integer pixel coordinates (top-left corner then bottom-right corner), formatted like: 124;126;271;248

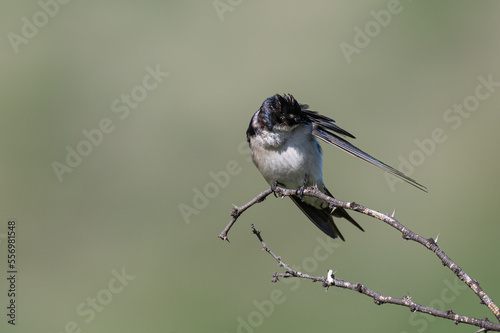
326;270;335;283
427;237;437;245
230;209;239;218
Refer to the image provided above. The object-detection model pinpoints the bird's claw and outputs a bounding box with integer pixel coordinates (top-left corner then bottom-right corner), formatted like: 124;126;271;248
296;176;308;201
271;182;279;197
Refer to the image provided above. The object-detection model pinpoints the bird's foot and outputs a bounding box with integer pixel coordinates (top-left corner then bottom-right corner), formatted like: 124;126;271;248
271;181;279;197
296;176;308;201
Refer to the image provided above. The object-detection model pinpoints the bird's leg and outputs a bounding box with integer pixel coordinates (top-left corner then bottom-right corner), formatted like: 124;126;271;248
296;175;308;201
271;181;278;192
271;181;279;197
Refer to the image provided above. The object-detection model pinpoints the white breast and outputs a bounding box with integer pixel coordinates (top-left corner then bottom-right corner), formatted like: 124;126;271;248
249;124;324;189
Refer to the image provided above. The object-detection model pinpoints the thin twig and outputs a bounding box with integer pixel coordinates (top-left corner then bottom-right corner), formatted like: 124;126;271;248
219;185;500;329
218;188;273;241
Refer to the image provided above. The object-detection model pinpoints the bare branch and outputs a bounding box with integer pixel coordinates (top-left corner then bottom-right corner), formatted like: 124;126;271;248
250;224;500;332
218;188;273;241
219;185;500;330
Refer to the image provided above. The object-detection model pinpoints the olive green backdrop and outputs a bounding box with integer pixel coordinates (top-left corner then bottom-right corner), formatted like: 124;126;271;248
1;1;499;332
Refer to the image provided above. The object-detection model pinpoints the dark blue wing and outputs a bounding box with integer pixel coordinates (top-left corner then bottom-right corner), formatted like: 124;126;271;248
312;126;427;192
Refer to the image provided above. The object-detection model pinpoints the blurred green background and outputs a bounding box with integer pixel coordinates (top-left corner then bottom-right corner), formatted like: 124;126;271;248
1;1;499;332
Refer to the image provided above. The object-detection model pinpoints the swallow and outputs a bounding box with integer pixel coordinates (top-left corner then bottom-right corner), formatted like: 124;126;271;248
246;94;426;240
